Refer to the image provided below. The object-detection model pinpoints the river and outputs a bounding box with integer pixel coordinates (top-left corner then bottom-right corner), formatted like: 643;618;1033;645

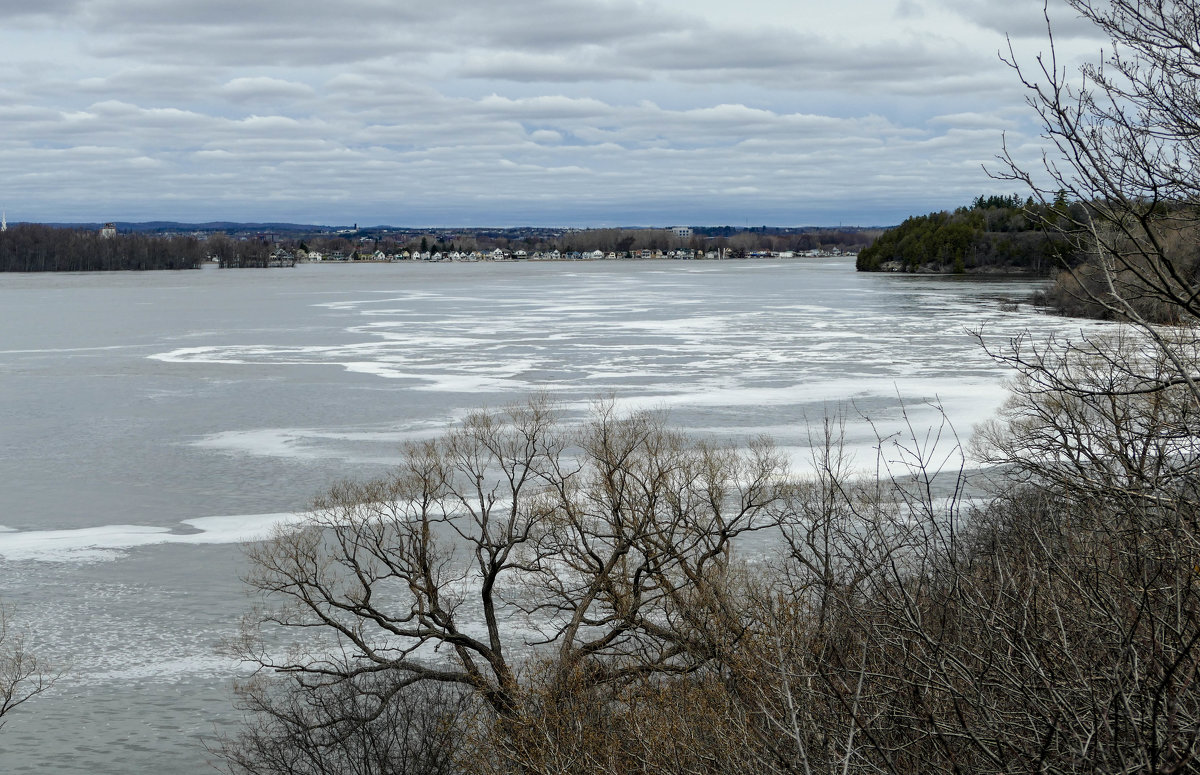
0;259;1100;773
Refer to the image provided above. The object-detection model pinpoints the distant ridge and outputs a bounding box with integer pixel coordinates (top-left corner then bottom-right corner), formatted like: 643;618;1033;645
38;222;891;233
43;221;333;233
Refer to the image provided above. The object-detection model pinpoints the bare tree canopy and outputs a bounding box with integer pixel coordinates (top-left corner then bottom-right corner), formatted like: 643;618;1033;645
999;0;1200;329
234;400;786;717
0;606;58;728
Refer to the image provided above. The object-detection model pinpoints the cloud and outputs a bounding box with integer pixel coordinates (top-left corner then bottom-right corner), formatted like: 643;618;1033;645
528;129;565;145
218;77;316;103
456;52;646;84
0;0;83;19
927;109;1023;130
943;0;1105;40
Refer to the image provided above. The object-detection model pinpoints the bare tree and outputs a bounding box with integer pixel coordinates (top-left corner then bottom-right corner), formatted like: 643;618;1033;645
998;1;1200;338
231;399;788;769
212;673;471;775
0;606;57;728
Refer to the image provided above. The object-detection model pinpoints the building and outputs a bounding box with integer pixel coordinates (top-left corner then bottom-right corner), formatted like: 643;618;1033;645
100;223;117;239
670;226;693;242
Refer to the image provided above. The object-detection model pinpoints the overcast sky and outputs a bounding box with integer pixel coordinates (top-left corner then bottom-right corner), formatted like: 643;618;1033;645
0;0;1106;226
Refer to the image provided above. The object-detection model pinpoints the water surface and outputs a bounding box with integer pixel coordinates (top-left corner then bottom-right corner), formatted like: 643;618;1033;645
0;259;1099;772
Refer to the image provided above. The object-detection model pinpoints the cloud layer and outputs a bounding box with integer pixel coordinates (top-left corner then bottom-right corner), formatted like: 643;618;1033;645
0;0;1106;225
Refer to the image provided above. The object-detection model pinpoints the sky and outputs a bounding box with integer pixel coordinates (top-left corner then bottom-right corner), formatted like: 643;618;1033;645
0;0;1107;227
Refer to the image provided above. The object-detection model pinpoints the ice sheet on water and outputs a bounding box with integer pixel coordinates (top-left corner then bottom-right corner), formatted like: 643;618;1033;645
0;512;306;563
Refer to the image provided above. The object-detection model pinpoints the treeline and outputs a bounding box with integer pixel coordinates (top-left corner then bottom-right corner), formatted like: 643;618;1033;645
0;224;204;271
856;195;1073;274
204;234;290;268
520;227;875;255
1032;214;1200;323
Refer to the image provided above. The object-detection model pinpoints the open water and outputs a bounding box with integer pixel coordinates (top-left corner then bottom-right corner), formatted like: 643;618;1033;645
0;259;1105;772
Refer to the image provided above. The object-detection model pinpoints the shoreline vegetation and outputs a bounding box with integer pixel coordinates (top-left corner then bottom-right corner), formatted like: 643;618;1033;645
221;379;1200;775
854;194;1074;276
856;194;1200;323
0;223;208;271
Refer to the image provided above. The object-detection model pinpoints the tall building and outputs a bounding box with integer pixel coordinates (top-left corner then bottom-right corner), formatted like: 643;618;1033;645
1;212;6;232
100;223;117;239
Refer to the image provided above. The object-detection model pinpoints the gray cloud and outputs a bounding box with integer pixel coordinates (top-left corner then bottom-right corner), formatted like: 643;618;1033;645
939;0;1106;40
455;52;648;84
218;77;316;103
0;0;84;18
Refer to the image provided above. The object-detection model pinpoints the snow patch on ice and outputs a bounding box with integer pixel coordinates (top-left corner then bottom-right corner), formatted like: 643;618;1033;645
0;512;307;563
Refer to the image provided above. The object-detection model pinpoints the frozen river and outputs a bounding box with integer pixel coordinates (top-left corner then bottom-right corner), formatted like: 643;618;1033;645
0;258;1099;772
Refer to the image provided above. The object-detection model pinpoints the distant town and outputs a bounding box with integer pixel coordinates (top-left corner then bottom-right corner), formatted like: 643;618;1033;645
266;240;859;266
0;219;875;272
239;223;866;266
